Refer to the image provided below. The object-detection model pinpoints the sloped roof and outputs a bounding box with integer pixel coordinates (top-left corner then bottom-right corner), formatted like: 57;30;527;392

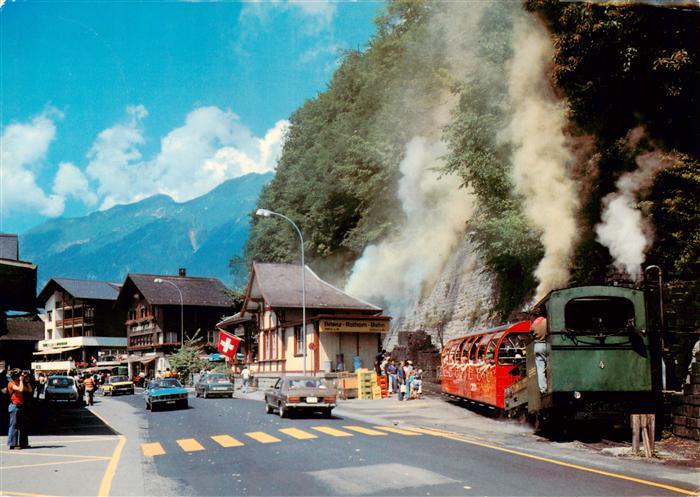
247;263;381;312
38;278;121;304
123;274;234;308
0;318;44;342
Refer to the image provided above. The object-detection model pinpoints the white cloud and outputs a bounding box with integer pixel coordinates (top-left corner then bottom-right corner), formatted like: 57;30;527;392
53;162;98;207
86;105;289;210
240;0;337;34
0;109;66;218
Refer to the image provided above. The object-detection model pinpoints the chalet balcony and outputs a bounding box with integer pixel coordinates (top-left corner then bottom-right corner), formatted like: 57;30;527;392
56;316;94;328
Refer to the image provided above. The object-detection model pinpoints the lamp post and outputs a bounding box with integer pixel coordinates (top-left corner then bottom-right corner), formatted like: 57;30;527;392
256;208;307;375
154;278;184;350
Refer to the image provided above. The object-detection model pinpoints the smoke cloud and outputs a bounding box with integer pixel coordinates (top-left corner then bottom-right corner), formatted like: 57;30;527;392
507;19;580;300
595;151;672;279
345;136;473;315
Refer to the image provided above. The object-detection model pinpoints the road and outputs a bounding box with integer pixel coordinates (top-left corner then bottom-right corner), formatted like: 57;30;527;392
89;391;697;497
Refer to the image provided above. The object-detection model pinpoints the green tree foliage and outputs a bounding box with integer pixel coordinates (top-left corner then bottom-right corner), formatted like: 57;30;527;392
243;0;699;318
167;331;208;386
528;0;700;284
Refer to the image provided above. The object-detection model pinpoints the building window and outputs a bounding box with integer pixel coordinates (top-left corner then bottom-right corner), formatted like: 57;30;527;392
47;310;52;322
139;306;146;319
294;326;304;356
271;330;278;359
128;309;136;321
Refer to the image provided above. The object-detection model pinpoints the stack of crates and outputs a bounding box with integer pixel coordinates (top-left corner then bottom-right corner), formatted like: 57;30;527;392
357;369;373;400
376;375;389;398
371;372;382;399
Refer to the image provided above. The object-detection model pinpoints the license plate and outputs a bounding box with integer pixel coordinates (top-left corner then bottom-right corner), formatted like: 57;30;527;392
166;400;176;404
213;387;226;390
306;397;318;403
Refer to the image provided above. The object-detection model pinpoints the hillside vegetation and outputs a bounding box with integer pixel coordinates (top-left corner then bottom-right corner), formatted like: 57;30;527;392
244;0;699;317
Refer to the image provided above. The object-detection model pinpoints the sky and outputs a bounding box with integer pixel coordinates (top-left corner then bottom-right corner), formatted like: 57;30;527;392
0;0;384;234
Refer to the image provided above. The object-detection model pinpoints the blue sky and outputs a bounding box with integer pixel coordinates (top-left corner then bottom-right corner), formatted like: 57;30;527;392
0;0;384;234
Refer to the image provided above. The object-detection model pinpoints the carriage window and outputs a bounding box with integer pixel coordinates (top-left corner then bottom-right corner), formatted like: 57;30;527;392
469;337;480;362
476;336;491;362
485;339;497;364
498;333;528;365
565;297;636;334
461;339;472;363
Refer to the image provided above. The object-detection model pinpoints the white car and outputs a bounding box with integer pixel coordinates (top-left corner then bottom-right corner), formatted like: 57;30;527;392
46;375;80;405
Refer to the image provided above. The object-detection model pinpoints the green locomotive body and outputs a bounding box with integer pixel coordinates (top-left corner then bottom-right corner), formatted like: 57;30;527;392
516;285;657;425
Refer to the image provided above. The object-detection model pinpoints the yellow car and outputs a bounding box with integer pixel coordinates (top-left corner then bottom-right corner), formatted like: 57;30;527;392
102;375;135;396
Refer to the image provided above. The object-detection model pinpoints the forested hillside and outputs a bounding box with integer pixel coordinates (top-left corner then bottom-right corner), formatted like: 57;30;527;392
244;0;699;319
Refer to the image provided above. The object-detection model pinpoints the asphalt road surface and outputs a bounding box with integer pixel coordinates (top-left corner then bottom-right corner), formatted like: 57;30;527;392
95;391;695;497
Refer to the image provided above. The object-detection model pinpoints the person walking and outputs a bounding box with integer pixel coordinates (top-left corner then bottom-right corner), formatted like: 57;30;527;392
83;374;96;406
403;361;414;401
241;366;251;394
396;361;406;401
7;370;32;449
386;360;397;394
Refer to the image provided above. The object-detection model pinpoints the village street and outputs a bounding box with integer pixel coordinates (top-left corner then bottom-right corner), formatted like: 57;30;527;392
1;389;698;497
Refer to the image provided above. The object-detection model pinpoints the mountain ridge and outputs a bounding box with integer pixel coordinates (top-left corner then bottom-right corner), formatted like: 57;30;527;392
21;172;272;288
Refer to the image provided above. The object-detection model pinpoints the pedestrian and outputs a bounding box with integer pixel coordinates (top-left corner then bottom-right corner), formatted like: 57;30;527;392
403;361;413;401
532;315;549;394
7;370;32;449
241;366;251;394
73;372;85;404
33;373;48;428
375;349;386;376
396;361;406;401
83;374;96;406
386;360;397;394
412;369;423;399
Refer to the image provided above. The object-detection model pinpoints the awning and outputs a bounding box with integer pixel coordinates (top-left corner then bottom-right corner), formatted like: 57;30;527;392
33;346;82;356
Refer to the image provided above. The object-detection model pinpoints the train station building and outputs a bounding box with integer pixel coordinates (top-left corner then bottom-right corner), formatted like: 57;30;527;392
217;262;391;378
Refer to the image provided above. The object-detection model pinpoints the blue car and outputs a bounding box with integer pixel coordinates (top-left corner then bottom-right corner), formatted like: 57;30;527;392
145;378;188;411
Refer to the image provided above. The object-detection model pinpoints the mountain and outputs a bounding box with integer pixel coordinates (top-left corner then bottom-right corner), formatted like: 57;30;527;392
21;172;272;288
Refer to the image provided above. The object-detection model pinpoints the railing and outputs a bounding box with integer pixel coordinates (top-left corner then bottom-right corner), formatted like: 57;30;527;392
56;317;94;327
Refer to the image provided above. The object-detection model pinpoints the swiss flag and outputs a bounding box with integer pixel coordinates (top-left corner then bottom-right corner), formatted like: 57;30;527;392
217;329;242;360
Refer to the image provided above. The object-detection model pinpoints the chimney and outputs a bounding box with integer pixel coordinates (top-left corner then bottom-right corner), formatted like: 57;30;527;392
178;268;186;278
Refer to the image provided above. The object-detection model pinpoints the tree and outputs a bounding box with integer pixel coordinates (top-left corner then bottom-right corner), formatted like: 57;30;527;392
167;331;208;386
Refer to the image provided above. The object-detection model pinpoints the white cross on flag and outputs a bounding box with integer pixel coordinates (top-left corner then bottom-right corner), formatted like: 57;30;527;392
217;330;241;360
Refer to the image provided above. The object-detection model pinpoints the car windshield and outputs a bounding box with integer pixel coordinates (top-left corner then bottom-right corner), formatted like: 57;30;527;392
149;379;182;389
110;376;128;383
288;379;327;390
206;374;228;383
49;377;74;387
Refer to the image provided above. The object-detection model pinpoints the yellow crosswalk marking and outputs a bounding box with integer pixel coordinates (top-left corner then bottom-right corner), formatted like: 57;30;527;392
177;438;205;452
245;431;281;444
343;425;388;436
141;442;165;457
311;426;353;437
279;428;318;440
373;426;422;436
211;435;245;448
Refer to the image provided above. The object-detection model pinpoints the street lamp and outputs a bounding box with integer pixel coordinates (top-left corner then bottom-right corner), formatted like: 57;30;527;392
154;278;184;349
256;208;307;375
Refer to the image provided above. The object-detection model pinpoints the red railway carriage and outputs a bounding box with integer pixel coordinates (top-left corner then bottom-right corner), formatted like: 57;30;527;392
441;321;530;409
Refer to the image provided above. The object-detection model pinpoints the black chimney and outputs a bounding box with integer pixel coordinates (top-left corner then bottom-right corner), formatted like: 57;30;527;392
178;268;186;278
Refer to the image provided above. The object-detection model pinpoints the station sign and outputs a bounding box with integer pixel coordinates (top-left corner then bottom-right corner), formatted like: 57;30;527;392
318;318;389;334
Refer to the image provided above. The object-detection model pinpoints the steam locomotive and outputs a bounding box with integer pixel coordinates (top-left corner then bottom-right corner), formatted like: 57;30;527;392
441;285;657;429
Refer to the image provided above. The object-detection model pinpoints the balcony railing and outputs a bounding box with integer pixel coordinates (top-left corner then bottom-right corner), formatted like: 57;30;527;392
56;317;94;327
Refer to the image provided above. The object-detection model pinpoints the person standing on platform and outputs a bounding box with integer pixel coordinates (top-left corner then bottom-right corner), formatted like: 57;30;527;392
7;370;32;449
83;374;96;406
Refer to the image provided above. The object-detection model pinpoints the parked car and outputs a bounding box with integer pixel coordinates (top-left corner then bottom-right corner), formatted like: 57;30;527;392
195;373;234;398
102;375;135;396
145;378;188;411
264;376;337;418
46;375;80;405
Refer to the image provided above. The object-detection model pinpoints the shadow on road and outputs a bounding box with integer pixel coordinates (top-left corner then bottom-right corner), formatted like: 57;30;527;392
28;402;117;436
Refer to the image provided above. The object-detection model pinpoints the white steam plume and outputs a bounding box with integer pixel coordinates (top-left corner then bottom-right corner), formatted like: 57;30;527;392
345;136;473;315
595;151;672;279
507;19;579;300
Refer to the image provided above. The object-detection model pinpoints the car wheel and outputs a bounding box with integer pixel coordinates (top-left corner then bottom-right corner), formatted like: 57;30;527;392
203;390;208;399
279;402;288;418
229;394;234;399
130;389;134;395
265;401;273;414
195;389;199;398
322;408;333;418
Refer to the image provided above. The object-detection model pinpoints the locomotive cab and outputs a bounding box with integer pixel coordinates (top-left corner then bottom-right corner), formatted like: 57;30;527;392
528;285;655;423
